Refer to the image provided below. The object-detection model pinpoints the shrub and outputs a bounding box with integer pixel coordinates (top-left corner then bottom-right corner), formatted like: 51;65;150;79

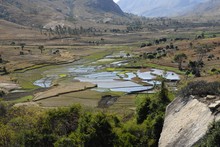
80;112;117;147
0;55;2;63
23;130;57;147
0;123;15;147
0;100;8;117
208;54;214;59
10;42;15;45
54;132;82;147
195;121;220;147
41;105;81;136
211;68;217;72
179;81;220;98
140;43;146;48
147;54;155;60
146;43;152;46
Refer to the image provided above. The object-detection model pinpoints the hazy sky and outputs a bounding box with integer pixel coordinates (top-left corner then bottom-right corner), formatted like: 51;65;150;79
113;0;120;3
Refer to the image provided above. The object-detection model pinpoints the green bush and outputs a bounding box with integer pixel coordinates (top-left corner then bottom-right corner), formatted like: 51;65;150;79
54;132;82;147
179;81;220;98
195;121;220;147
0;100;7;117
41;105;81;136
136;97;151;124
81;112;117;147
0;90;172;147
0;123;15;147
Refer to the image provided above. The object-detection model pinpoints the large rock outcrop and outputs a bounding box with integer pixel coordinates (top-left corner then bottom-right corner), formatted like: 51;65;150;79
159;95;220;147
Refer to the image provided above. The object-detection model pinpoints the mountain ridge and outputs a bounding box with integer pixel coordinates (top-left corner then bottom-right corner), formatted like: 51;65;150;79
117;0;219;18
0;0;124;28
184;0;220;19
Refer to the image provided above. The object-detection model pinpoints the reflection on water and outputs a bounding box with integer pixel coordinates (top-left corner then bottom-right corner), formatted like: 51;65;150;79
151;69;180;81
75;72;153;93
33;59;180;93
137;70;156;80
143;80;161;85
33;76;57;88
110;86;153;93
123;72;136;80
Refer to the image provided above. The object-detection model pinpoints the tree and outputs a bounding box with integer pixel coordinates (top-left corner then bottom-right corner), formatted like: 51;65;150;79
188;60;204;77
136;97;151;124
78;112;116;147
10;42;15;45
174;53;187;70
146;54;155;60
0;123;15;147
158;80;169;102
0;100;7;117
38;45;44;54
196;46;207;63
41;105;81;136
126;53;130;58
155;40;159;45
147;43;152;46
201;32;205;39
189;42;193;49
170;43;174;49
3;67;8;74
20;43;26;50
187;45;207;77
0;55;2;63
140;43;146;48
54;133;82;147
23;130;57;147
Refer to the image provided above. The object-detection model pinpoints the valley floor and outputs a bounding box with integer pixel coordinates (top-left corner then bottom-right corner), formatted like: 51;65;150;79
0;23;220;114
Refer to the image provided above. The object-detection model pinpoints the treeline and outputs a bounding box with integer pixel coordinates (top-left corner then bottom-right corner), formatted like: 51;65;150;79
53;26;103;37
0;82;172;147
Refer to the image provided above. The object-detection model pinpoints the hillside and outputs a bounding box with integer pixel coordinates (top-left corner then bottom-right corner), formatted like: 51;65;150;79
184;0;220;21
117;0;215;17
0;19;48;42
0;0;124;28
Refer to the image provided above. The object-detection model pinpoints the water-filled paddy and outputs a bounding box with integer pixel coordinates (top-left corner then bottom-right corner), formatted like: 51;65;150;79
33;61;180;93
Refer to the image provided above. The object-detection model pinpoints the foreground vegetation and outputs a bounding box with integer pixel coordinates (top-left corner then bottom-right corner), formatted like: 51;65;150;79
0;82;172;147
195;121;220;147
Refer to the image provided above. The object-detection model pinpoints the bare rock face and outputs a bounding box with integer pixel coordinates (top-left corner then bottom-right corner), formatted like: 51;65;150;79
159;96;220;147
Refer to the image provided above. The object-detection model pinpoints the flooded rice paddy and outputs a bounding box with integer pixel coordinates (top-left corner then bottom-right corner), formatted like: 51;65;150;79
33;58;180;93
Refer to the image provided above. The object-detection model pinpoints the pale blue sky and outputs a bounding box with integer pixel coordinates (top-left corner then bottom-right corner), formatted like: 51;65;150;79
113;0;120;3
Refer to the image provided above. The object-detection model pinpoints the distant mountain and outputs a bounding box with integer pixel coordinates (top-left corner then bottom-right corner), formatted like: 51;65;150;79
117;0;210;17
86;0;124;15
185;0;220;19
0;0;124;28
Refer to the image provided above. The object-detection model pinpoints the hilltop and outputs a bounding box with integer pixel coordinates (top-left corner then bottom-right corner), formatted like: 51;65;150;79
0;0;124;28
